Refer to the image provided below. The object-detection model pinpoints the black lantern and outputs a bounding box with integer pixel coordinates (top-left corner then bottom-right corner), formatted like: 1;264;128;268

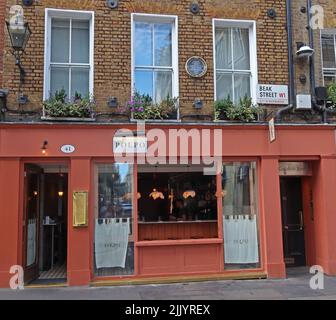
6;18;31;104
6;21;31;52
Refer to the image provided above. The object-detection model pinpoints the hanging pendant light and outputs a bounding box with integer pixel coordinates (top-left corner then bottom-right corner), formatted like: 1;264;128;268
149;189;165;200
183;190;196;199
137;192;142;200
149;168;164;200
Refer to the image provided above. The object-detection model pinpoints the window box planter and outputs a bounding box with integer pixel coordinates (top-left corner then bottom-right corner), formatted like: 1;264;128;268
214;96;262;123
127;93;179;122
41;90;96;122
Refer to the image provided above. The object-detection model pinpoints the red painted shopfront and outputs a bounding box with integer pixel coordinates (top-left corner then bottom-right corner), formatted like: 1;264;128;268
1;123;336;288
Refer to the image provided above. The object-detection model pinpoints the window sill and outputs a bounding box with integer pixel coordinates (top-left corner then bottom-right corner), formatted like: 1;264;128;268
41;116;96;122
136;238;223;247
138;220;217;224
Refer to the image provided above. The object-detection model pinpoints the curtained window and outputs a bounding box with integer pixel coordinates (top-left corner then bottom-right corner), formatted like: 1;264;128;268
321;31;336;85
133;15;178;103
214;21;256;104
44;10;94;101
222;162;260;269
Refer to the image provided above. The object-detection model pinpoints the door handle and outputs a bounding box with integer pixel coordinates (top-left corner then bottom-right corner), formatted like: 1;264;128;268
299;211;304;230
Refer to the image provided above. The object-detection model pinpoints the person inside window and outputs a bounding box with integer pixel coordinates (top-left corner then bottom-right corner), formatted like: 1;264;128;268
171;199;187;221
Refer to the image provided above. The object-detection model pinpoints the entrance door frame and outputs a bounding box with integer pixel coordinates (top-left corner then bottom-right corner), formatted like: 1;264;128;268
19;158;70;284
278;159;316;270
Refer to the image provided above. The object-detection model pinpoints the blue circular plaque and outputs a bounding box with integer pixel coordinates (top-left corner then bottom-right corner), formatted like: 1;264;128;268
185;56;207;78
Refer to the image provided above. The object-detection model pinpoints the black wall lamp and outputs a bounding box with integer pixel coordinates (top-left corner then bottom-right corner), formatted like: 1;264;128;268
6;14;32;104
41;140;48;155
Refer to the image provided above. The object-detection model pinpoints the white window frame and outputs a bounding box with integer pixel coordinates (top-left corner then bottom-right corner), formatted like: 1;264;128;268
213;19;258;105
320;29;336;86
131;13;179;114
44;8;95;101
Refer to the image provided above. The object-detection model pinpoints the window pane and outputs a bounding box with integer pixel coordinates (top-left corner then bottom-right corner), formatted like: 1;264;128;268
51;19;70;63
322;34;336;69
324;74;336;86
234;73;251;103
233;28;250;70
216;73;232;101
138;165;218;241
50;67;69;98
154;23;172;67
94;164;134;277
135;70;153;98
71;20;90;63
215;27;232;69
222;162;260;269
135;22;153;66
71;68;90;99
154;71;172;102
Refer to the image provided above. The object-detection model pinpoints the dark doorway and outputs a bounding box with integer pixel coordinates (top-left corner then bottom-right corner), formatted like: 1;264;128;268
280;177;306;267
23;164;68;285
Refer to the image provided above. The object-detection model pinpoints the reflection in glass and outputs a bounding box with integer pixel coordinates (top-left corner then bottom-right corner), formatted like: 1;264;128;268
215;26;252;104
135;70;153;98
322;34;336;69
154;71;172;102
134;21;173;104
216;27;232;70
216;73;232;101
154;24;172;67
71;68;90;99
234;73;251;103
222;162;260;269
94;164;134;277
71;20;90;64
137;165;218;242
49;18;90;101
51;19;70;63
135;22;153;66
232;28;250;70
50;67;69;98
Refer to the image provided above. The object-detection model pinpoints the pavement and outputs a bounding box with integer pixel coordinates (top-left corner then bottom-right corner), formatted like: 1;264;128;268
0;268;335;300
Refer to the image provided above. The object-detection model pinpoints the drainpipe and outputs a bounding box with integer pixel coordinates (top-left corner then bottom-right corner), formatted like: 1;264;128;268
276;0;295;122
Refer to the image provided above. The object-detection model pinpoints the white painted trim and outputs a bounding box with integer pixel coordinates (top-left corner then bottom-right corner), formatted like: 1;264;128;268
131;13;179;118
212;19;258;105
43;8;94;101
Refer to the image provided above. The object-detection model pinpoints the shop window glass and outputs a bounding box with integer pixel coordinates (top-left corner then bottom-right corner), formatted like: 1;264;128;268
138;165;218;241
222;162;260;269
94;164;134;277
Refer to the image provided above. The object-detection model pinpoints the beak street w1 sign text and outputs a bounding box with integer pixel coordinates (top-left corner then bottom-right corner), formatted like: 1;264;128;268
257;84;289;105
113;136;147;153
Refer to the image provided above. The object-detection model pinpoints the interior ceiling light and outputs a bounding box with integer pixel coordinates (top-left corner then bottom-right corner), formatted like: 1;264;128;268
149;189;165;200
183;190;196;199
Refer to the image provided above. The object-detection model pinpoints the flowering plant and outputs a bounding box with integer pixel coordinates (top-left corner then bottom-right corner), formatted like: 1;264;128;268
126;92;178;120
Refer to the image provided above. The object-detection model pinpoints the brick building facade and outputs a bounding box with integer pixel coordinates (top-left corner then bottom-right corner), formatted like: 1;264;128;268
1;1;336;288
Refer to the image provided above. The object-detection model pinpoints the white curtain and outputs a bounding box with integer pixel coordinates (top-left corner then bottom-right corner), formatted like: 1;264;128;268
215;27;251;103
224;215;259;264
95;218;130;269
27;219;37;267
50;18;90;99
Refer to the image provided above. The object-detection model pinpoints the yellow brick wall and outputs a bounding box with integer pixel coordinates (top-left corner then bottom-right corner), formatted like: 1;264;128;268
2;0;289;120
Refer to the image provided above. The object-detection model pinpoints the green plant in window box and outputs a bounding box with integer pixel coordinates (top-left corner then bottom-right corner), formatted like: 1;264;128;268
43;89;96;119
327;82;336;109
215;95;261;122
127;92;178;120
